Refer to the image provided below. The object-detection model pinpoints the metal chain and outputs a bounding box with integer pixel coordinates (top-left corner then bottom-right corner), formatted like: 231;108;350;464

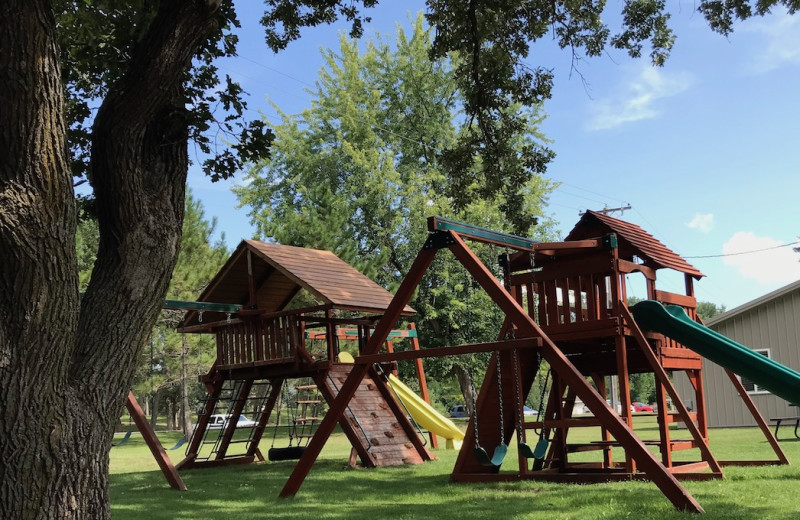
511;347;524;442
535;353;551;438
470;373;480;445
496;350;504;441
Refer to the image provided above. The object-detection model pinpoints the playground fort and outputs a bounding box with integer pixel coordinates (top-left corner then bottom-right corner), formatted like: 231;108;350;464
126;211;800;514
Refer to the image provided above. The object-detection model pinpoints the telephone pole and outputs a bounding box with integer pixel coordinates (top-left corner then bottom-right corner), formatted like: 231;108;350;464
580;203;632;217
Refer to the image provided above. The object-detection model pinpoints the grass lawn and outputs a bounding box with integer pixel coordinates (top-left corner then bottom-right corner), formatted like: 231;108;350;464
110;417;800;519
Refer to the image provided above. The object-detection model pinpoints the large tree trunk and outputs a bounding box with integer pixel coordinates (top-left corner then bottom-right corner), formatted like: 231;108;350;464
0;1;220;518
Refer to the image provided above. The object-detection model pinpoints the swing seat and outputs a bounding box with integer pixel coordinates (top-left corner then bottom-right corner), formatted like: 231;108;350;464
474;443;508;467
473;446;494;466
113;430;133;447
490;442;508;466
533;438;549;459
170;437;187;451
268;446;307;461
518;441;536;459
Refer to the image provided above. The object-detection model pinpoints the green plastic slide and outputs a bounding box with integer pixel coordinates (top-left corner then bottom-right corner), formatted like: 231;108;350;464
630;300;800;405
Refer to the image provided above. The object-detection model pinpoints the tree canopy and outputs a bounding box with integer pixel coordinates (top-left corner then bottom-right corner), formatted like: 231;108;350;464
235;16;559;408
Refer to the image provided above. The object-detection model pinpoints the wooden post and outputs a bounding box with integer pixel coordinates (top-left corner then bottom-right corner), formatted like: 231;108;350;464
125;392;186;491
591;374;613;468
655;380;673;467
409;323;438;448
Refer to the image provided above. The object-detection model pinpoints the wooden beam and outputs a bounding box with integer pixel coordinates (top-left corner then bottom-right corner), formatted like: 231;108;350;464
162;299;242;313
354;337;541;365
125;392;186;491
617;259;657;280
723;368;789;465
427;216;538;250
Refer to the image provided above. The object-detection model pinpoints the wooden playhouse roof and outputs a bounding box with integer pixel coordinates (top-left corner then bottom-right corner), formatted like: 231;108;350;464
184;240;414;325
565;210;704;279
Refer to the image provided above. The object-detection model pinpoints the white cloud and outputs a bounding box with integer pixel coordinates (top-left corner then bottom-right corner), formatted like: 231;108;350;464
722;231;800;285
686;213;714;232
586;66;693;131
744;13;800;74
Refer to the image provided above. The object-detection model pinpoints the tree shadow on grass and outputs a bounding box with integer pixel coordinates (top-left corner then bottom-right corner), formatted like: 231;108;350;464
111;457;800;520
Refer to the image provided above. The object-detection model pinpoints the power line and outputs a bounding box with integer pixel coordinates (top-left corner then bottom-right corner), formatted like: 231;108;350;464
236;55;317;89
550;179;629;205
684;241;799;259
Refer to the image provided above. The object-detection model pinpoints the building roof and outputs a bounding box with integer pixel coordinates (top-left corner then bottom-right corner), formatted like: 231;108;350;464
183;240;414;326
707;279;800;326
565;210;704;279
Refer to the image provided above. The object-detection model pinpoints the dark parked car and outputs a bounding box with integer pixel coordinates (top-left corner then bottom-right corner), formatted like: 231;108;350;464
450;404;469;418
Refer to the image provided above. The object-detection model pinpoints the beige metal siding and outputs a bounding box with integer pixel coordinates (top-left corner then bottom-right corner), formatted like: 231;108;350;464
674;286;800;428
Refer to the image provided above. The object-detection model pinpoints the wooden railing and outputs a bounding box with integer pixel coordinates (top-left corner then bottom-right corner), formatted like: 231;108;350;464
216;314;302;368
512;252;617;331
212;310;395;369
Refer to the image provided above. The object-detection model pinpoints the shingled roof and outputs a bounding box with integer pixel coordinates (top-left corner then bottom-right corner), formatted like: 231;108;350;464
183;240;414;326
565;210;704;279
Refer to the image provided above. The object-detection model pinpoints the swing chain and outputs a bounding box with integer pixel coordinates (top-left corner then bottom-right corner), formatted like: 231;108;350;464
470;372;481;445
198;310;204;323
495;350;504;441
534;352;551;438
512;347;524;441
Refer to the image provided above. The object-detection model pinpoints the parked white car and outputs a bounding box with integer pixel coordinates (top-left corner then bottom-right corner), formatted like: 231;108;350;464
207;414;257;429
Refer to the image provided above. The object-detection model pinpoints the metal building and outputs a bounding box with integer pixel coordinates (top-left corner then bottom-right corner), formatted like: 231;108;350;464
677;279;800;427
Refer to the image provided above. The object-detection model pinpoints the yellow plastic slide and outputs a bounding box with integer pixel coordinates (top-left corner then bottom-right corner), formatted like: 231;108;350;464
386;374;464;450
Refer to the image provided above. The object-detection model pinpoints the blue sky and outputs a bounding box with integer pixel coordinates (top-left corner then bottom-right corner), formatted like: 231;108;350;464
188;3;800;311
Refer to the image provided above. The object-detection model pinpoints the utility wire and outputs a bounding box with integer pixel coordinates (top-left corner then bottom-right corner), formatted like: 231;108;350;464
684;241;799;259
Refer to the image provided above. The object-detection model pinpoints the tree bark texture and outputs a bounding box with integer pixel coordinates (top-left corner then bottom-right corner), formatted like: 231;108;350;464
0;1;220;518
453;365;477;417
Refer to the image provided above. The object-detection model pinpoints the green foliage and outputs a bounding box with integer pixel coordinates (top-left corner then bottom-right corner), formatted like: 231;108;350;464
235;17;558;395
76;216;99;292
55;1;272;185
630;373;657;403
696;301;726;322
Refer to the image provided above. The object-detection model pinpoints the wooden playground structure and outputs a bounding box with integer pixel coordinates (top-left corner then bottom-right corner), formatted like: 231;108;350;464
124;212;790;514
173;240;436;472
268;213;788;513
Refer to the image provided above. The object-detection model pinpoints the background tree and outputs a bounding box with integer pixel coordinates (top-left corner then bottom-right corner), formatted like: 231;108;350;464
696;301;726;322
1;0;792;517
236;17;558;412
